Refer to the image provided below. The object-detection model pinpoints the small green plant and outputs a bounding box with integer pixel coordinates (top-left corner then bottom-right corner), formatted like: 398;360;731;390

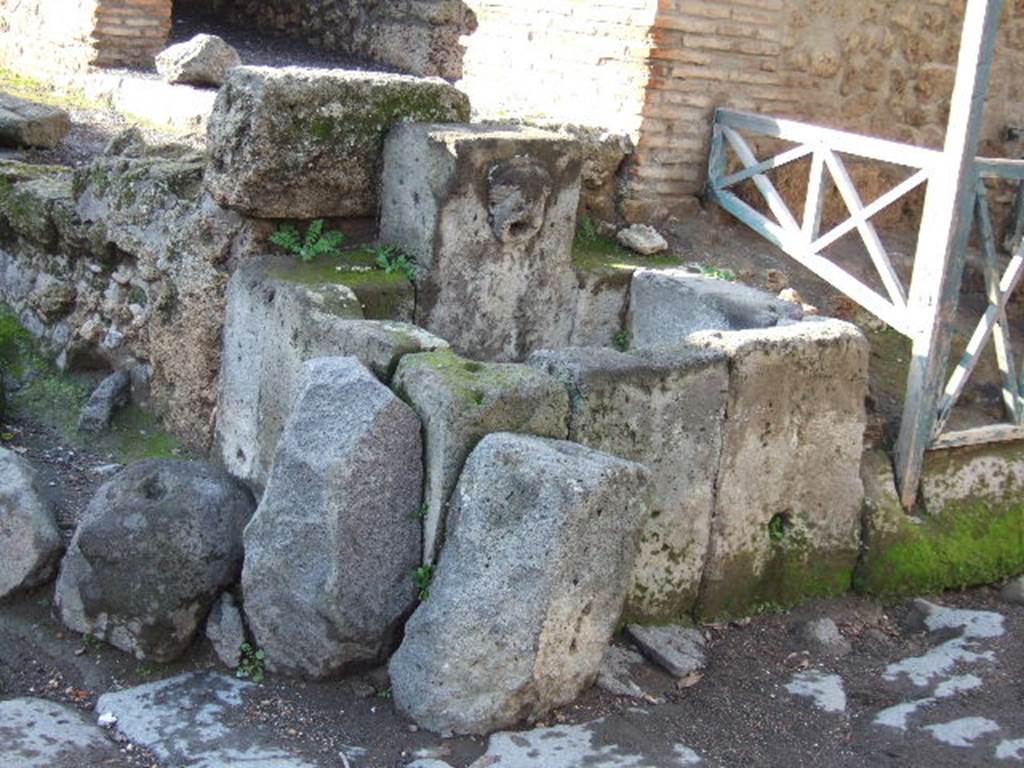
413;565;435;601
577;216;600;245
699;264;737;282
413;502;428;520
768;513;790;543
270;219;346;262
613;330;631;352
237;642;266;683
366;244;417;281
82;633;100;648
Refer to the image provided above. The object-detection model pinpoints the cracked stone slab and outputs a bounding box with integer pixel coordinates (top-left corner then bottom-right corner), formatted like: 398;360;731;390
0;698;120;768
95;672;315;768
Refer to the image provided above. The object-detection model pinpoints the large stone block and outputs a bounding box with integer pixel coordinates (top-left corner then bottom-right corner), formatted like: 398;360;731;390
215;256;446;490
389;433;649;735
242;358;422;680
694;319;868;618
0;448;61;600
393;348;569;564
380;124;582;361
530;346;729;621
629;270;802;348
0;93;70;149
55;460;256;662
205;67;470;218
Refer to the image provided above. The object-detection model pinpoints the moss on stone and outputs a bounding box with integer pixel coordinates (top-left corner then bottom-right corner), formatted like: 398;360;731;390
854;491;1024;601
268;250;413;321
0;303;188;462
698;524;857;620
401;348;554;409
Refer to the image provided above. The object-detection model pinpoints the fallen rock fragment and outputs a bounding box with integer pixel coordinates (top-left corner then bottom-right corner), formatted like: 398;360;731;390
0;447;62;599
206;592;246;669
0;92;71;148
55;459;255;661
626;624;706;678
1000;576;1024;606
617;223;668;255
156;34;241;87
390;433;650;735
597;645;659;702
794;617;852;657
77;369;130;433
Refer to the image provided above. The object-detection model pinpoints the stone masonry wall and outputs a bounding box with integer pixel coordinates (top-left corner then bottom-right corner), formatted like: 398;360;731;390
0;0;171;73
187;0;478;80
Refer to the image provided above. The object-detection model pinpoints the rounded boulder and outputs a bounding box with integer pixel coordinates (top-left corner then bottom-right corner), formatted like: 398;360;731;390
55;459;255;662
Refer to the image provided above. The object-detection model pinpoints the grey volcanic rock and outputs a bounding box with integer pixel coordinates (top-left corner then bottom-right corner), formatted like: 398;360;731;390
156;34;241;87
206;592;246;669
0;92;70;148
0;448;61;600
242;357;423;680
77;369;130;433
55;460;255;661
205;67;470;218
389;433;650;735
392;348;569;564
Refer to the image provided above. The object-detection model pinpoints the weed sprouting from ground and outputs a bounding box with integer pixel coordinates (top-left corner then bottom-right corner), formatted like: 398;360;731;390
237;642;266;683
414;565;435;601
365;244;416;281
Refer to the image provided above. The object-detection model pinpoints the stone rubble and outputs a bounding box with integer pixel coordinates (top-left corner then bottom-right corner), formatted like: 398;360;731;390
795;617;853;657
205;592;247;669
0;92;71;149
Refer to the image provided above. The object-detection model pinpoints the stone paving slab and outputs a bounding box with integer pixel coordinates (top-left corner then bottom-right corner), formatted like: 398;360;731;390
0;697;120;768
96;672;315;768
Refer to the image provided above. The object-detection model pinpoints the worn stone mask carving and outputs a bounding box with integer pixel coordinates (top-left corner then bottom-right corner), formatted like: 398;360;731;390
487;155;553;244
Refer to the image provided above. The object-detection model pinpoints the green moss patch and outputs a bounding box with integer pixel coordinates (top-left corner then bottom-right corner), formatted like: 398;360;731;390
268;249;414;321
1;304;188;463
855;493;1024;601
698;527;857;620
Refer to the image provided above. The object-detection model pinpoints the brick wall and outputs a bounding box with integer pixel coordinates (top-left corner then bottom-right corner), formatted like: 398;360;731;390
459;0;1024;222
0;0;171;73
93;0;173;68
